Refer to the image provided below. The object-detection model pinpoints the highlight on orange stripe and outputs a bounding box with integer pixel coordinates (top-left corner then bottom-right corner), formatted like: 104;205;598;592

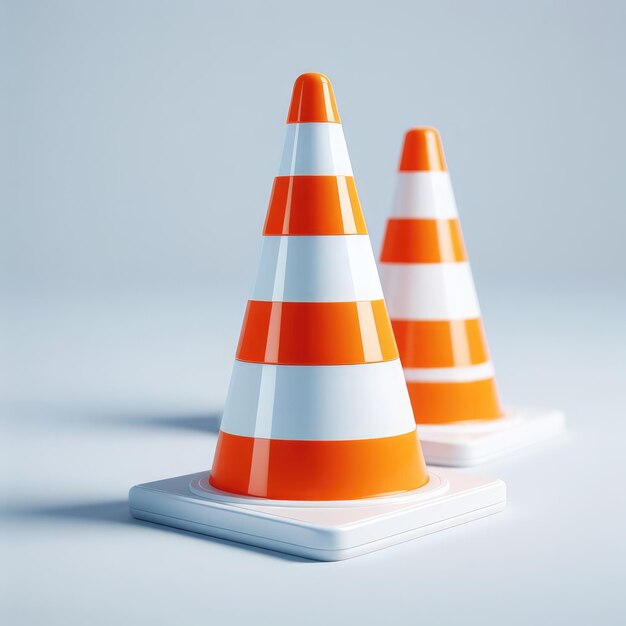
237;300;398;365
392;318;489;369
209;430;428;500
287;72;340;124
399;127;447;172
380;219;467;263
407;378;503;424
264;176;367;235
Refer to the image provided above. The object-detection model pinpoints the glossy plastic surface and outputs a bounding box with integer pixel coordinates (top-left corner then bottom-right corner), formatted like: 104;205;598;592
392;171;458;218
380;127;503;424
264;176;366;235
287;72;340;124
253;235;383;303
399;127;447;171
390;318;489;368
407;379;502;424
213;73;429;499
381;218;466;263
209;430;426;500
379;262;481;320
279;123;352;176
237;300;398;365
129;468;505;560
418;408;565;466
219;361;415;441
404;362;496;383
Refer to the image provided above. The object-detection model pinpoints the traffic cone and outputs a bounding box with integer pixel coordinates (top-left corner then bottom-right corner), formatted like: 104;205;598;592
380;128;565;465
129;78;505;560
209;73;427;501
379;127;502;425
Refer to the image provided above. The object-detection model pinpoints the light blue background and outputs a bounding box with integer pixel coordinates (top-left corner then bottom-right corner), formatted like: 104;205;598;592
4;0;625;297
2;2;625;625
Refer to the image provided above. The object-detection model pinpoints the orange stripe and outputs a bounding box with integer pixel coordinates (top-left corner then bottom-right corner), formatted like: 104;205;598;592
237;300;398;365
209;430;428;500
264;176;367;235
287;72;340;124
407;379;503;424
399;127;447;171
392;319;489;368
380;219;466;263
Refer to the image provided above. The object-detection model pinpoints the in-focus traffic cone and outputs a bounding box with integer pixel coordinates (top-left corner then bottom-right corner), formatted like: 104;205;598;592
209;73;427;502
379;128;565;466
129;79;505;560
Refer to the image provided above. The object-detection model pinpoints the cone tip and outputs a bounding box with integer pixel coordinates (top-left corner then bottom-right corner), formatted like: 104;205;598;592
399;127;447;171
287;72;340;124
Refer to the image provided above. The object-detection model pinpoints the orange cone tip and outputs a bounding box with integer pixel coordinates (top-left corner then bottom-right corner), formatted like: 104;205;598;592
399;127;447;171
287;72;341;124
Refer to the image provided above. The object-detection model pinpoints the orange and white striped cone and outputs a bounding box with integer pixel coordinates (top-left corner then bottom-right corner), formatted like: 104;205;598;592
380;128;565;466
129;80;505;559
209;73;428;501
380;127;502;425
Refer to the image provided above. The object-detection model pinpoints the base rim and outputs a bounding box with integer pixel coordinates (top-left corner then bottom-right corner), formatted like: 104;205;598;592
189;471;449;508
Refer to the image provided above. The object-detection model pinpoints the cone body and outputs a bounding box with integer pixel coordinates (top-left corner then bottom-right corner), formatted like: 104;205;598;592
210;74;429;500
379;128;503;424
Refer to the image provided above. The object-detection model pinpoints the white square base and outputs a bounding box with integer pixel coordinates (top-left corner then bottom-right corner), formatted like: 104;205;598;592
418;407;566;467
129;468;505;561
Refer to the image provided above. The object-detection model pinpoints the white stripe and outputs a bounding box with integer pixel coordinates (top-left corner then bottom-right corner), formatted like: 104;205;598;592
278;123;353;176
379;262;480;320
392;172;458;219
404;362;495;383
253;235;383;302
220;360;416;441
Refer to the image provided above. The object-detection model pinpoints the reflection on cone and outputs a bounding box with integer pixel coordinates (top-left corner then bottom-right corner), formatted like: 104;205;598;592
210;74;429;500
379;128;504;425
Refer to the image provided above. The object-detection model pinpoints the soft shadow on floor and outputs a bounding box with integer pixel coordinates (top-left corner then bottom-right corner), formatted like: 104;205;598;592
12;405;224;435
84;412;223;434
3;500;310;563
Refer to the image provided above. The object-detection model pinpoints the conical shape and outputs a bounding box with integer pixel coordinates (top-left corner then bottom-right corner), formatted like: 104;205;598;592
210;74;429;500
379;128;503;424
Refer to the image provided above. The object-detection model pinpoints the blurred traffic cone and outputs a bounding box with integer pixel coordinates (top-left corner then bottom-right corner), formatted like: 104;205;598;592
379;128;565;465
129;79;505;560
379;127;502;424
